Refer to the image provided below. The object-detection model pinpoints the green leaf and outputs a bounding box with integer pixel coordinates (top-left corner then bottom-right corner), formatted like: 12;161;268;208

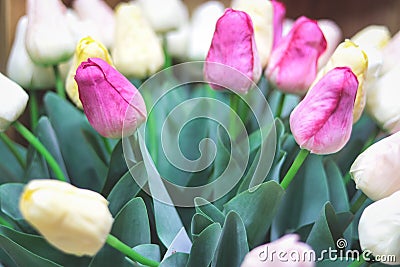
0;135;26;183
324;160;349;212
194;198;225;226
224;181;284;248
160;252;189;267
132;244;160;262
186;223;221;267
211;211;248;267
0;183;24;221
190;213;213;238
81;129;110;166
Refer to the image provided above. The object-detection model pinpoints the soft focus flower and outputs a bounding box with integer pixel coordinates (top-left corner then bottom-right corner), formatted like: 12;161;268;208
165;25;190;60
65;9;100;44
75;58;147;138
135;0;188;33
66;36;113;109
187;1;225;60
315;40;368;123
72;0;115;48
290;67;358;154
241;234;315;267
381;30;400;74
317;19;342;69
6;16;55;90
366;66;400;133
25;0;75;66
350;131;400;201
271;1;286;49
0;73;29;132
112;2;164;79
204;8;261;94
358;191;400;265
266;16;327;95
19;179;113;256
231;0;274;68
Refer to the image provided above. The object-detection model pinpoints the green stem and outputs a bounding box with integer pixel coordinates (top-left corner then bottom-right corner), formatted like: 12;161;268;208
163;35;172;69
348;256;366;267
106;235;159;267
13;122;67;182
350;192;368;214
147;111;158;166
29;90;39;129
0;133;25;168
276;93;285;118
229;93;240;140
102;137;112;155
53;65;65;99
280;149;310;190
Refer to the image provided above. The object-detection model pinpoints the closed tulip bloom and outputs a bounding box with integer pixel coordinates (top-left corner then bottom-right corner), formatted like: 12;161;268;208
358;191;400;265
241;234;315;266
350;132;400;201
73;0;115;48
19;179;113;256
166;25;190;60
232;0;274;68
381;30;400;74
25;0;75;66
204;8;261;94
290;67;358;154
7;16;55;90
112;3;164;79
266;16;327;95
315;40;368;123
317;19;342;69
66;37;113;109
75;58;147;138
271;1;286;49
187;1;225;60
65;8;101;44
0;73;29;132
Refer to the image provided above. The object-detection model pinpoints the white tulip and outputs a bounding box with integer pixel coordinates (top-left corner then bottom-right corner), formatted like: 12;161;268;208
381;30;400;74
317;19;342;69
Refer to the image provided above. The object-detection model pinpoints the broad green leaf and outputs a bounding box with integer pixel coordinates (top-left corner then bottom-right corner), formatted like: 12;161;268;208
324;160;349;212
0;183;23;221
81;129;110;166
0;134;26;183
191;213;214;238
132;244;160;262
194;198;225;226
160;252;188;267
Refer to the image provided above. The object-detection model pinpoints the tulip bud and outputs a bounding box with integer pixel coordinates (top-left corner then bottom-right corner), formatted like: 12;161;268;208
19;179;113;256
0;73;29;132
358;191;400;265
381;30;400;74
75;58;147;138
271;1;286;49
350;131;400;201
241;234;315;267
231;0;274;68
266;16;327;95
112;3;164;79
72;0;115;48
315;40;368;123
290;67;358;154
66;37;113;109
187;1;225;61
316;19;342;69
6;16;55;90
135;0;189;33
204;8;261;94
25;0;75;66
165;25;190;60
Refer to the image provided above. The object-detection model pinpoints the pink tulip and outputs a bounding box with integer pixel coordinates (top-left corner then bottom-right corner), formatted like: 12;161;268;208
204;8;261;94
290;67;358;154
266;16;327;95
75;58;147;138
271;1;286;49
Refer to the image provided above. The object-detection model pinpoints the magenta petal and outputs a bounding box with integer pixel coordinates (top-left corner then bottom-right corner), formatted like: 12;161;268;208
271;0;286;49
204;8;261;94
75;58;147;138
290;67;359;154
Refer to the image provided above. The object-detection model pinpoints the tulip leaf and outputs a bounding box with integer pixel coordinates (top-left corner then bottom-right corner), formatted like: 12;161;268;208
211;211;248;267
324;159;349;212
24;143;50;181
159;252;189;267
186;223;222;267
190;213;214;239
194;198;225;226
81;129;110;166
0;183;24;220
0;135;26;183
132;244;160;262
224;181;285;248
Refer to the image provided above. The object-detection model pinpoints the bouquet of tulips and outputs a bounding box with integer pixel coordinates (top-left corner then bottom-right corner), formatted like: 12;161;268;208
1;0;400;266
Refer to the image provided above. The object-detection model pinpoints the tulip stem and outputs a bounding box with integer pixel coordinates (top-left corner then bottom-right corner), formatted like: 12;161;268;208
350;192;368;214
280;149;310;190
29;91;39;129
106;234;160;267
53;65;66;99
229;93;241;140
0;133;25;169
102;137;112;155
13;122;67;182
348;256;366;267
163;35;172;69
276;93;286;118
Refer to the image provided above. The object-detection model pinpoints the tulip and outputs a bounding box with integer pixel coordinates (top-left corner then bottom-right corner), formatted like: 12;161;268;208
315;40;368;123
289;67;358;154
204;8;261;94
381;30;400;74
19;179;113;256
358;191;400;265
135;0;188;33
350;131;400;200
271;1;286;49
66;37;113;109
165;25;190;60
0;73;29;132
75;58;147;138
231;0;274;68
6;16;55;90
25;0;75;66
241;234;315;266
266;16;327;95
317;19;342;69
72;0;115;48
187;1;225;60
65;9;101;44
112;3;164;79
